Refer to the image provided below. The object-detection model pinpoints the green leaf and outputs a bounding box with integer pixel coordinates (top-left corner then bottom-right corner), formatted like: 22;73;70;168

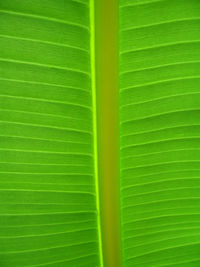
120;0;200;266
0;0;102;266
1;0;200;266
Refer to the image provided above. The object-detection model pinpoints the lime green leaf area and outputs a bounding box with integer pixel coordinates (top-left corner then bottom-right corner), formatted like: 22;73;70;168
0;0;102;266
120;0;200;266
1;0;200;266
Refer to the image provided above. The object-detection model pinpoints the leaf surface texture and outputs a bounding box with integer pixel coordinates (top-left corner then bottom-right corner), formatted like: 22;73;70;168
119;0;200;266
0;1;101;266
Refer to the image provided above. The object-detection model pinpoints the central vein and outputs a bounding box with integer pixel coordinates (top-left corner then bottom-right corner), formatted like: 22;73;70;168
94;0;122;266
